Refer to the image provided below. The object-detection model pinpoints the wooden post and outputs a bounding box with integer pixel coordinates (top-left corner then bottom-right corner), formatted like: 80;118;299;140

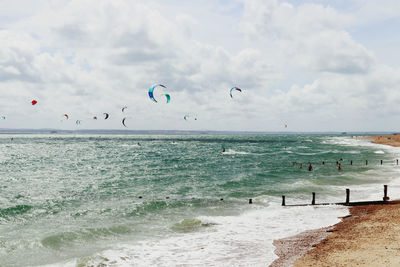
350;160;353;165
397;159;398;165
381;160;383;165
366;160;368;165
249;199;253;204
383;185;389;201
312;192;315;205
282;195;286;206
346;189;350;204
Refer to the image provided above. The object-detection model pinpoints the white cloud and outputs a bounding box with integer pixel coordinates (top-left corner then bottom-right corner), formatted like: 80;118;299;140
0;0;399;131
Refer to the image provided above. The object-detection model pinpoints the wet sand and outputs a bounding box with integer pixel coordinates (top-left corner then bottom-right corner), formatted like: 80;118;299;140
294;203;400;266
272;203;400;266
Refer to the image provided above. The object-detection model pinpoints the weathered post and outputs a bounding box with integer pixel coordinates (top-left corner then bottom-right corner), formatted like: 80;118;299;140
366;160;368;165
383;185;389;202
346;189;350;204
397;159;399;165
249;199;253;204
282;195;286;206
350;160;353;165
381;160;383;165
312;192;315;205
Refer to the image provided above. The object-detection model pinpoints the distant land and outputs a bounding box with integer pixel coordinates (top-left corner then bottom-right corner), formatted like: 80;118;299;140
0;128;396;135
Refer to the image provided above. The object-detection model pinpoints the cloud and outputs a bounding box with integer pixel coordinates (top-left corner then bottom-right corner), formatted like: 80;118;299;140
0;0;400;131
240;1;374;74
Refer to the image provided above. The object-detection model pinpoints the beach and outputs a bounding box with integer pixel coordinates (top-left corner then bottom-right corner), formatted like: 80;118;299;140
272;134;400;267
364;134;400;147
295;202;400;266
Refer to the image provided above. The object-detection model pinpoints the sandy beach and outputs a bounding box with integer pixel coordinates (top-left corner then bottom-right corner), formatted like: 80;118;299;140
272;202;400;267
364;134;400;147
272;134;400;266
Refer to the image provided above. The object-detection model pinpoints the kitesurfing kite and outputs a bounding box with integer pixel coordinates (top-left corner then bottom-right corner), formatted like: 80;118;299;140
76;120;81;125
1;116;6;120
162;94;171;104
63;114;69;120
230;87;242;98
31;100;37;105
122;117;127;127
93;116;97;120
148;84;167;103
184;114;197;121
103;113;109;120
122;107;127;113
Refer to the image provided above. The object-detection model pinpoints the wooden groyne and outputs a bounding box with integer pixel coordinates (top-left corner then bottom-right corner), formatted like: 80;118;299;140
282;185;400;207
291;159;400;167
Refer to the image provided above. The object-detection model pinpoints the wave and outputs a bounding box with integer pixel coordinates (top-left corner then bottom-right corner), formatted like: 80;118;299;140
222;149;249;155
295;151;332;156
41;225;133;250
68;204;347;267
0;204;33;219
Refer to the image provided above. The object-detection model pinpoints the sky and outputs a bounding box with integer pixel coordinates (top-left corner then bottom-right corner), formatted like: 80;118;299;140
1;0;400;132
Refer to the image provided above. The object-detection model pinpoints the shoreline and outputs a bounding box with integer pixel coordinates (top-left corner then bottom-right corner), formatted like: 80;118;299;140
362;134;400;147
271;202;400;266
294;202;400;266
271;134;400;266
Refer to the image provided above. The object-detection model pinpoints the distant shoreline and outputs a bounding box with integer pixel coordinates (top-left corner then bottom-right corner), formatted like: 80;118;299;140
363;134;400;147
0;129;397;135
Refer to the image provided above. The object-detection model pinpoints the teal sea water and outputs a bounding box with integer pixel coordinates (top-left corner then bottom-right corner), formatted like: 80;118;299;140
1;134;400;266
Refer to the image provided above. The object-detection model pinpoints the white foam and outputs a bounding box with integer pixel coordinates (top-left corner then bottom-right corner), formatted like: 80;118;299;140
62;203;347;267
49;136;400;267
222;149;249;155
326;136;400;201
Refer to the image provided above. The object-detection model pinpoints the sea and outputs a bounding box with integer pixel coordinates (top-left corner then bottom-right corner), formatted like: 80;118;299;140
1;133;400;266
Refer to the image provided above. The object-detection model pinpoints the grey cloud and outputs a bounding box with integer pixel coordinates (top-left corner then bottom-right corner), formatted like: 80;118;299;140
55;24;87;42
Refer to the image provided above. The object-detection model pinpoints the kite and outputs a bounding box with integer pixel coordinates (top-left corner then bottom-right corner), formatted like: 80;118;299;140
63;114;69;120
184;114;197;121
162;94;171;104
103;113;109;120
76;120;81;125
122;117;127;127
230;87;242;98
93;116;97;120
31;100;37;105
122;107;127;113
1;116;6;120
148;84;167;103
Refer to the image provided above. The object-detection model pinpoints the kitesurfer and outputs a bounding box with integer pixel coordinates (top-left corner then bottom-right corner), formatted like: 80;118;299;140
308;164;312;171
